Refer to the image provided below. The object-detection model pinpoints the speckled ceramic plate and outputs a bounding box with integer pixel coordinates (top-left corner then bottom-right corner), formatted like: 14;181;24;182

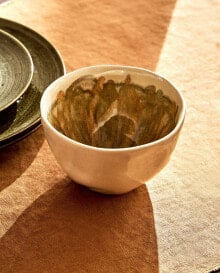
0;29;33;111
0;18;65;148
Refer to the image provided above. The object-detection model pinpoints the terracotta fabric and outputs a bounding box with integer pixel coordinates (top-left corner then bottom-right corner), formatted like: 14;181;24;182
0;0;219;272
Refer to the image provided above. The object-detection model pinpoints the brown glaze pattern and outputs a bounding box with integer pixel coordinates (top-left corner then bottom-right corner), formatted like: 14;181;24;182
49;75;178;148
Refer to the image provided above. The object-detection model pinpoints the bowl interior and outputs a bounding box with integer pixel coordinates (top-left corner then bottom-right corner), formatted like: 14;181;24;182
41;65;185;149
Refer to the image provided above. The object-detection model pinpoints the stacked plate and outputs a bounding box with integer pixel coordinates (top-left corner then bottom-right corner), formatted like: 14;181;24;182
0;18;65;148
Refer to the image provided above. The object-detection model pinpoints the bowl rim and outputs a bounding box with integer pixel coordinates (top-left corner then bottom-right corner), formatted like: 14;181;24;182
40;64;186;153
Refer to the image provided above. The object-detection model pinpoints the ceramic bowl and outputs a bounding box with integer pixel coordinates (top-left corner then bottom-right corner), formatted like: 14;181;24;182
40;65;186;194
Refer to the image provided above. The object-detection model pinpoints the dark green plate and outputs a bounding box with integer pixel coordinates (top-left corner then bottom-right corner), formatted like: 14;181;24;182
0;29;33;111
0;18;65;148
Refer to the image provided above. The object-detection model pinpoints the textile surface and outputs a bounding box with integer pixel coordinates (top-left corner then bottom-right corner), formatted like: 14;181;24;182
0;0;219;272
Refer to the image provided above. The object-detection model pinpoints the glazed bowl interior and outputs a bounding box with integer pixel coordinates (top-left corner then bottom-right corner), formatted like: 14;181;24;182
41;65;185;150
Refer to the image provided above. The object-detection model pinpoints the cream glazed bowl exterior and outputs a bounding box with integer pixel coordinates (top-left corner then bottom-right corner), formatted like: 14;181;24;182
40;65;186;194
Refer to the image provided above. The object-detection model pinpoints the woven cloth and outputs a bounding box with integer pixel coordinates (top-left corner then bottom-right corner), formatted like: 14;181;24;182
0;0;219;272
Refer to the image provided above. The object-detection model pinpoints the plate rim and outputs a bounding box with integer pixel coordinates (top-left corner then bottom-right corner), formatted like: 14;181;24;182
0;28;34;111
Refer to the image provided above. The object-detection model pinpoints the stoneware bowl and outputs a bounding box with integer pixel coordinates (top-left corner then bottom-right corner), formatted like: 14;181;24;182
40;65;186;194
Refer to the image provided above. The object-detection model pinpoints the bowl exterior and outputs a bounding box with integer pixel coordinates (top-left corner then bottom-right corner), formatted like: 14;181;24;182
42;118;182;194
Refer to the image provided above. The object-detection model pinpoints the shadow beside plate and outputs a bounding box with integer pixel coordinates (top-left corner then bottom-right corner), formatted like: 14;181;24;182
0;102;17;134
